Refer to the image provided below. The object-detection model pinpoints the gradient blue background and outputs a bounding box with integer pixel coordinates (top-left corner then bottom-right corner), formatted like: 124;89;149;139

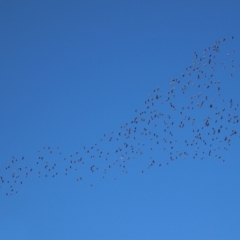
0;1;240;239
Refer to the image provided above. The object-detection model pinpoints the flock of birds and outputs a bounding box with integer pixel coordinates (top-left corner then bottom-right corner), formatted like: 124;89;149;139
1;36;239;196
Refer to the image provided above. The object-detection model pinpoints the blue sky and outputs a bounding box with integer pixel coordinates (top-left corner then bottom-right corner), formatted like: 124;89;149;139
0;0;240;239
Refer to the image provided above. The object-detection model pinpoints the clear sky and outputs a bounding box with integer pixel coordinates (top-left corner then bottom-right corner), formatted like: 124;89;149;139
0;1;240;239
